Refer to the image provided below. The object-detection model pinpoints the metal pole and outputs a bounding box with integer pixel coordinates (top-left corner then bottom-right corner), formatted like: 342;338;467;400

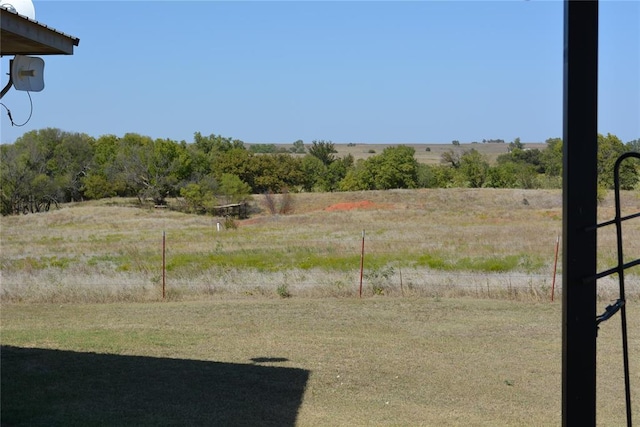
162;231;166;300
359;230;365;298
562;1;598;425
614;154;635;427
551;235;560;302
0;59;13;100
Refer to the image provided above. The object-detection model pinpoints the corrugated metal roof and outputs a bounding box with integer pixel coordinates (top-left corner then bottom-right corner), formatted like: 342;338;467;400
1;6;79;56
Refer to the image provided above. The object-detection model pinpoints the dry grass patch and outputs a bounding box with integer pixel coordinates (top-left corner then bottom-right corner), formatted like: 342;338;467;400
327;142;547;165
1;188;638;303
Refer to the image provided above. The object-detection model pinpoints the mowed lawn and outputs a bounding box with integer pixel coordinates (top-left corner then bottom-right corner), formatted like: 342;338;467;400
2;298;639;426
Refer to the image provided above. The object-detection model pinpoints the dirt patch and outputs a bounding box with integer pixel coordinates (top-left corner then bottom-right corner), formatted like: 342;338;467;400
239;217;261;226
325;200;379;211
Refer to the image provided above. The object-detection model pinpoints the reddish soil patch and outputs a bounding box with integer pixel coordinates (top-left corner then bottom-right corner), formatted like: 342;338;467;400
239;218;261;226
325;200;378;211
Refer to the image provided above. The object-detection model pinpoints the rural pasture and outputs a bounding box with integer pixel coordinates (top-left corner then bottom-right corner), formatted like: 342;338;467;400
330;142;547;165
1;188;639;425
271;141;547;165
1;187;638;302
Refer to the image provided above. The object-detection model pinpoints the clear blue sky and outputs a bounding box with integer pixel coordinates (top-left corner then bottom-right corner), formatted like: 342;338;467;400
1;0;638;145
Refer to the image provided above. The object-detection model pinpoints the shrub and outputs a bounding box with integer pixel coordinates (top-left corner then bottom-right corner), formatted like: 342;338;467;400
224;216;238;230
371;283;385;296
263;190;294;215
263;191;277;215
364;266;396;295
279;188;294;214
277;284;291;298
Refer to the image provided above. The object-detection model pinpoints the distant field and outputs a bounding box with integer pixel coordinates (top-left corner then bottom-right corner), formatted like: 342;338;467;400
272;142;548;164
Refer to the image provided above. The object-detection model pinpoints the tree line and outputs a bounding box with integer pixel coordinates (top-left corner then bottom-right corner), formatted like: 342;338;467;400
1;128;638;216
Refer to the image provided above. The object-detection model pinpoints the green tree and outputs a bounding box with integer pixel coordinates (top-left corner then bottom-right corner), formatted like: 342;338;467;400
218;173;252;204
82;174;117;200
440;148;462;168
598;133;638;190
373;145;418;189
343;145;418;190
184;144;212;180
498;145;544;174
339;159;374;191
428;164;458;188
308;140;337;166
300;155;325;192
318;154;353;192
144;138;188;203
540;137;563;177
485;163;520;188
108;134;187;204
416;163;435;188
180;175;218;214
108;133;153;199
0;143;33;214
50;132;95;201
290;139;305;154
83;134;127;199
0;128;95;212
459;149;489;188
180;183;210;213
249;154;304;193
508;137;524;152
193;132;244;154
514;148;543;172
211;148;253;186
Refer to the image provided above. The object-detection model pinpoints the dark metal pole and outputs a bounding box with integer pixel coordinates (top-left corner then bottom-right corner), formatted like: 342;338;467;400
613;153;637;427
551;235;560;302
0;59;13;100
562;1;598;426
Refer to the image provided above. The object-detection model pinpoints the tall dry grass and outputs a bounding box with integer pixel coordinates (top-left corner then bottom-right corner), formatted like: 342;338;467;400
1;188;638;303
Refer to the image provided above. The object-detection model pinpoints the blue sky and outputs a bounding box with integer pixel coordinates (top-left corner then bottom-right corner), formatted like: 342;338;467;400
1;0;638;145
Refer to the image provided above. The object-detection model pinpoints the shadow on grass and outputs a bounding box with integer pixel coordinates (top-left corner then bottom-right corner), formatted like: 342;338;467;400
1;345;309;427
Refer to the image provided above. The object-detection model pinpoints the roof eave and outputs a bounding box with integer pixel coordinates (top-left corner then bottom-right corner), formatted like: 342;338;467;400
0;7;80;56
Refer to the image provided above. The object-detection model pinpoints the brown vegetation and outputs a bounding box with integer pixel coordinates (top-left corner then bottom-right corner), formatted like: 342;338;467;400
1;188;638;303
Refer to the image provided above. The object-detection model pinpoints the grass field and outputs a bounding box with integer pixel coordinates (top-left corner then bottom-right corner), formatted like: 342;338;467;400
1;188;638;303
2;298;639;426
333;142;548;165
1;188;639;425
272;141;548;165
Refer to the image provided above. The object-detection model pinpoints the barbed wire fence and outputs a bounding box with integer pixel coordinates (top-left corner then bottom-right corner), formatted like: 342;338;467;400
2;229;638;302
146;229;637;300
